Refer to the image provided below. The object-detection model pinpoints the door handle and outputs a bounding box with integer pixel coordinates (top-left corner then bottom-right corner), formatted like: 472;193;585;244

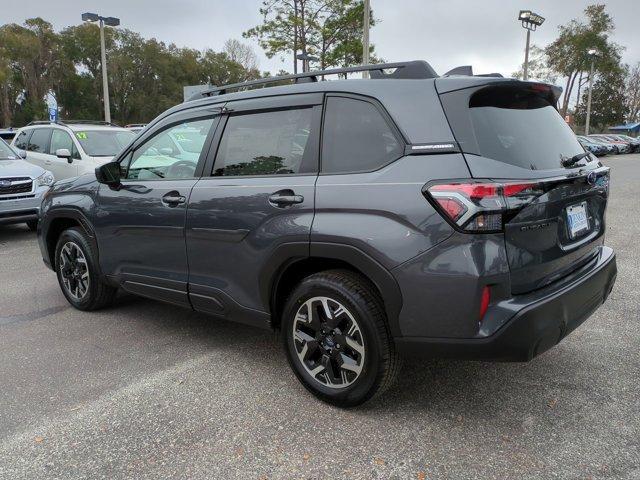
268;189;304;207
162;191;186;206
44;159;52;165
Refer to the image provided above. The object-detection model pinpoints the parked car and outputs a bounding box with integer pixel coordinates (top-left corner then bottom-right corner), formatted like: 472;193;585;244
37;61;617;406
0;128;18;142
608;134;640;152
585;136;618;155
589;134;631;154
11;121;136;181
577;136;607;156
598;134;635;153
0;138;54;230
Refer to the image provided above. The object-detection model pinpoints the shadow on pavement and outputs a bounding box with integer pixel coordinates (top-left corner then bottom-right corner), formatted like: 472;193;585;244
105;293;573;418
0;224;35;242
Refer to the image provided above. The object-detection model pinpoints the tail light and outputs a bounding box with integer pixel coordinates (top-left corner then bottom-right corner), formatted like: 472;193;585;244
425;181;544;233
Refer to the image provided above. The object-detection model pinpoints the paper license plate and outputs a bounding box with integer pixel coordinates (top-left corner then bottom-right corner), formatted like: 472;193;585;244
566;202;590;238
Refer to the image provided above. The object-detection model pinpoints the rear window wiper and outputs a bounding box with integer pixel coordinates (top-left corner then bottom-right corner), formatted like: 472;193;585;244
561;152;590;168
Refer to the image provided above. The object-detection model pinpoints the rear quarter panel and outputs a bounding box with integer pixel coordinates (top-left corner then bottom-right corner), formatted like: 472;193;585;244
311;154;470;269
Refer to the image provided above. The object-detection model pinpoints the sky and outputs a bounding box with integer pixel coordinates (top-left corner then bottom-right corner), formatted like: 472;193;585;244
8;0;640;79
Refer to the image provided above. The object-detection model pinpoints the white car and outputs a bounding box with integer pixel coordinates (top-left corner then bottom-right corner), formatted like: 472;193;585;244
11;121;136;181
0;138;54;230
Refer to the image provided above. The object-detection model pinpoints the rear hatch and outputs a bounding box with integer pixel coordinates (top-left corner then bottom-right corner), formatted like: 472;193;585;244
437;80;610;294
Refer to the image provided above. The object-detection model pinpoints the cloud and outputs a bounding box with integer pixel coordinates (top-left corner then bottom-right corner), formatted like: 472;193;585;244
12;0;639;78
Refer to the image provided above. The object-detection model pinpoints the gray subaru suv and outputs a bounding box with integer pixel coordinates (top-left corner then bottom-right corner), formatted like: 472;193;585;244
37;61;617;406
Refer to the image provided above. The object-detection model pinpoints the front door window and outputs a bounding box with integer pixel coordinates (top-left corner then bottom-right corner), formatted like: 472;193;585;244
125;118;214;180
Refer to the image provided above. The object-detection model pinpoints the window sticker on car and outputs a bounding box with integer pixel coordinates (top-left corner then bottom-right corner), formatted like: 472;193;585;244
76;132;88;140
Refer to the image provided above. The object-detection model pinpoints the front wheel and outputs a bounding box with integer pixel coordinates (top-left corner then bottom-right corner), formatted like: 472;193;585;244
54;227;117;311
282;270;400;407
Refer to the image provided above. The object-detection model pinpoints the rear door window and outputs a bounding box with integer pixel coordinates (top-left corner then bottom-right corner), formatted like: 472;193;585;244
443;84;585;171
213;108;315;176
13;130;32;150
321;96;403;174
27;128;52;153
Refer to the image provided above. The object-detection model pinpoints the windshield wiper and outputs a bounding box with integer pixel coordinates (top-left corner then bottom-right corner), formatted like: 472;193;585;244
561;152;590;168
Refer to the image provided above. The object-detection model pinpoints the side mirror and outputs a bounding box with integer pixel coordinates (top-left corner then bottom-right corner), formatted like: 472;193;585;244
17;149;27;159
56;148;72;163
95;161;122;186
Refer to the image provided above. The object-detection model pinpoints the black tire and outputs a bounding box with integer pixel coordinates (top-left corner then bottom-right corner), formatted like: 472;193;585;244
282;269;400;407
26;219;38;231
54;227;117;311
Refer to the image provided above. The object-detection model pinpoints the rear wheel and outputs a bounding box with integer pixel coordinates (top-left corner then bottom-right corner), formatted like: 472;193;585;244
282;270;400;407
55;227;117;311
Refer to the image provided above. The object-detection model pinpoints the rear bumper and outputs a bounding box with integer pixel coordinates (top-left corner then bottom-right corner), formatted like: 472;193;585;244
396;246;617;362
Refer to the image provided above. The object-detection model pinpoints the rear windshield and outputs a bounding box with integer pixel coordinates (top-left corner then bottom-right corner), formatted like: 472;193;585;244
444;85;584;171
75;130;135;157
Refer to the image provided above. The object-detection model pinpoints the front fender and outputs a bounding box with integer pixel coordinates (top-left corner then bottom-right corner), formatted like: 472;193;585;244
38;176;100;270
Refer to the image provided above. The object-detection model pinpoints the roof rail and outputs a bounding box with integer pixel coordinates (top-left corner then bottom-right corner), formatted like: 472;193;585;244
62;119;122;127
26;120;57;126
26;119;122;127
189;60;438;101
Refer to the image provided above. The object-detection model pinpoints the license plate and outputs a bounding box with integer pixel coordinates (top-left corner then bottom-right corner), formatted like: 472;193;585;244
566;202;590;239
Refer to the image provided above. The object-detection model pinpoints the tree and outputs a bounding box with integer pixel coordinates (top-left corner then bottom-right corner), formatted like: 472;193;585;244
545;4;623;118
511;45;558;84
0;18;71;126
244;0;378;73
317;0;380;69
0;18;266;127
575;65;627;131
624;62;640;123
224;39;259;72
59;22;114;120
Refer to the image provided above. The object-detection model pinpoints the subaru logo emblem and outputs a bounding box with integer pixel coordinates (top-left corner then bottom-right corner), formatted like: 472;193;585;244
0;180;11;188
586;171;597;186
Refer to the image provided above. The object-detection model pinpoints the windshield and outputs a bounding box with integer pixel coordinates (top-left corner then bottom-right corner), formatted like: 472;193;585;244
74;130;135;157
0;139;18;160
466;86;584;170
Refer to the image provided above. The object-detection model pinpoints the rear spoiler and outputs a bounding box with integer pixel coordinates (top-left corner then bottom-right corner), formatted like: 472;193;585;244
443;65;504;78
442;65;562;102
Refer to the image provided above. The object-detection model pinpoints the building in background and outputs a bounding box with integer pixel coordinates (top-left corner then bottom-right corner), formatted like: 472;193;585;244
608;123;640;137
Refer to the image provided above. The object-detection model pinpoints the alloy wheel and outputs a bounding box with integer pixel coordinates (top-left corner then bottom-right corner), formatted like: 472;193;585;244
292;296;365;389
59;241;90;301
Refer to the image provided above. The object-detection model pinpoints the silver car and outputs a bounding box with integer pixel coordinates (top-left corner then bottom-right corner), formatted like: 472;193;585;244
11;121;135;182
0;138;54;230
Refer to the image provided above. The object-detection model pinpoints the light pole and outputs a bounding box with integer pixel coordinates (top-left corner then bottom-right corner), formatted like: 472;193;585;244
81;13;120;123
518;10;545;81
362;0;370;78
585;49;599;136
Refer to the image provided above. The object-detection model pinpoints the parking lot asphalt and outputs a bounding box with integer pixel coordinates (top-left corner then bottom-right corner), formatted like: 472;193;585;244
0;155;639;480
